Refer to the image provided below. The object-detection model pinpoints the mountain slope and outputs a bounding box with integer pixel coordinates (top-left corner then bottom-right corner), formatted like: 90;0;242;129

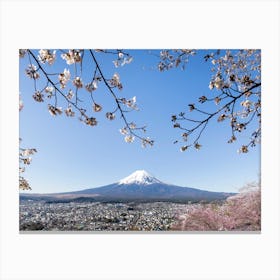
59;170;234;202
20;170;235;202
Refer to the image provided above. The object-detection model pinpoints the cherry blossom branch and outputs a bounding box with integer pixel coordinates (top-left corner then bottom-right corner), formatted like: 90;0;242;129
27;50;90;120
165;49;261;152
172;82;261;151
24;49;153;146
89;50;154;146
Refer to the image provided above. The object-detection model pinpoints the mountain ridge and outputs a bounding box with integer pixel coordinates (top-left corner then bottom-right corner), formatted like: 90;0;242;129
20;170;236;203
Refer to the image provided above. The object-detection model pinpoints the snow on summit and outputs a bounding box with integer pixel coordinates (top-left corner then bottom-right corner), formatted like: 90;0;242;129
118;170;162;185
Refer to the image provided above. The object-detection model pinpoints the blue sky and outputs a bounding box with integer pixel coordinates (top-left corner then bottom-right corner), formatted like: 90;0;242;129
19;49;260;193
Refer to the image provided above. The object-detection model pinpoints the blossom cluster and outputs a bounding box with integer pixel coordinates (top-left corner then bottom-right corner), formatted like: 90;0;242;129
19;145;37;190
20;49;154;147
38;49;56;65
158;49;196;71
61;49;82;65
113;51;133;68
170;49;261;153
172;185;261;231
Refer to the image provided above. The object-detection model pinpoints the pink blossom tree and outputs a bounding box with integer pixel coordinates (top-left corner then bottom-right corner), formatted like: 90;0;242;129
172;183;261;231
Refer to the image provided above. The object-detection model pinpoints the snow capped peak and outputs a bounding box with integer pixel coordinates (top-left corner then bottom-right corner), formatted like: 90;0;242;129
118;170;162;185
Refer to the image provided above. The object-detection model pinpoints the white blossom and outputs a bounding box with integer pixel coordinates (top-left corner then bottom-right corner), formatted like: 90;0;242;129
214;76;224;89
126;96;137;110
106;112;115;120
19;177;31;190
22;157;32;165
58;69;71;88
85;81;98;92
241;100;252;107
33;91;44;102
73;77;83;88
22;148;37;156
38;49;56;65
180;145;188;152
119;127;128;135
238;145;248;153
93;103;102;112
19;49;27;58
61;50;81;65
209;81;214;90
125;135;134;143
25;64;40;79
65;105;75;117
67;89;74;100
194;143;202;150
142;137;153;148
85;117;97;126
45;86;54;93
110;73;122;89
48;105;62;116
129;122;136;129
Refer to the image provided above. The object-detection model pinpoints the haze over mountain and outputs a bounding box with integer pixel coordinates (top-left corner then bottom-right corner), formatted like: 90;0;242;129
20;170;235;203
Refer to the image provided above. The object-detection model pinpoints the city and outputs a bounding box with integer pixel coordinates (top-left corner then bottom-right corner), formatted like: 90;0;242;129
19;200;192;231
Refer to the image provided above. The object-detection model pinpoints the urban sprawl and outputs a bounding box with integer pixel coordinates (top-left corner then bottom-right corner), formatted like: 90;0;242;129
19;201;190;231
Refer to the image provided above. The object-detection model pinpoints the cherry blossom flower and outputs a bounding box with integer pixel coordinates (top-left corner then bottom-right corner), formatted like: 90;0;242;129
32;91;44;102
182;133;188;141
73;77;83;88
238;145;248;153
45;86;54;97
125;96;138;110
119;127;128;135
199;96;207;103
124;135;134;143
38;49;56;65
209;81;214;90
19;177;31;190
61;50;82;65
19;49;27;58
218;114;227;122
25;64;40;79
113;52;133;68
235;123;245;132
45;86;54;93
48;105;62;116
21;148;37;156
122;56;133;66
19;167;25;173
180;145;188;152
228;135;237;143
241;100;252;107
85;117;97;126
22;157;32;165
85;81;98;92
58;68;70;88
129;122;136;129
141;137;154;148
194;143;202;150
93;103;102;112
67;89;74;100
109;73;122;90
106;112;116;120
65;105;75;117
214;76;224;89
214;97;221;105
188;104;195;112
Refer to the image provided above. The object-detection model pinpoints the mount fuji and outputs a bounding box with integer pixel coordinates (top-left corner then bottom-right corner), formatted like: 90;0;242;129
21;170;235;203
